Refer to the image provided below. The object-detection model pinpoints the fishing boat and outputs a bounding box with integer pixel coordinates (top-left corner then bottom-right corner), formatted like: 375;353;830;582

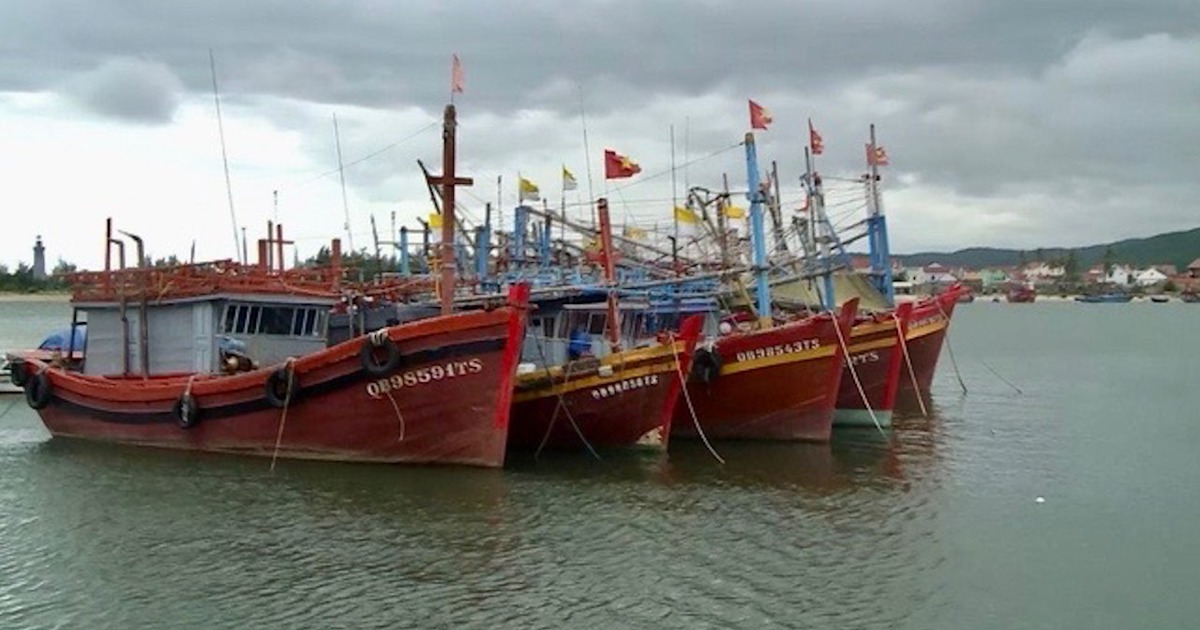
1150;295;1170;304
506;199;705;452
4;328;88;395
1006;285;1036;303
896;283;969;395
668;133;855;443
13;104;533;468
673;300;856;442
833;301;914;428
1075;293;1132;303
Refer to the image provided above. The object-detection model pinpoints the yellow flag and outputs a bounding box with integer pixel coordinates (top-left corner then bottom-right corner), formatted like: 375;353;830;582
674;206;700;225
428;212;444;243
623;225;648;240
519;177;540;202
724;205;746;219
562;166;578;191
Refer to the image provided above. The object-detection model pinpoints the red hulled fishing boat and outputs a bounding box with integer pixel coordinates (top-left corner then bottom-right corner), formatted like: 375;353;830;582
896;284;968;395
506;199;705;451
833;301;914;428
509;315;703;451
671;299;857;443
16;103;531;467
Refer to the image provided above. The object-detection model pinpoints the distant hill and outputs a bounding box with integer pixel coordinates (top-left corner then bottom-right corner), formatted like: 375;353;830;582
892;227;1200;270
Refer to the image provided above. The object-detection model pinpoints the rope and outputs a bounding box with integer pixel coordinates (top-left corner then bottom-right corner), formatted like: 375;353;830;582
532;338;599;460
269;358;296;473
893;312;928;417
382;388;407;442
934;299;968;395
980;360;1024;395
831;312;886;437
667;335;724;465
180;374;198;427
0;397;19;421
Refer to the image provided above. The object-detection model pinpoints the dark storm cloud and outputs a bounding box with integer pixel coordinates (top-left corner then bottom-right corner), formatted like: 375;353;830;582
3;0;1199;250
60;57;183;123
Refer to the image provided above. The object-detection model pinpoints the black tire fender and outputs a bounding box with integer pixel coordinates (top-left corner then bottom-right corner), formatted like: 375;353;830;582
690;347;723;384
25;371;52;410
264;367;298;408
359;335;402;376
9;359;28;388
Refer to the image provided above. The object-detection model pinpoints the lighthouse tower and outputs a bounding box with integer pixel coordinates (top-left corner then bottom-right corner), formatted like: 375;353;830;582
33;236;47;280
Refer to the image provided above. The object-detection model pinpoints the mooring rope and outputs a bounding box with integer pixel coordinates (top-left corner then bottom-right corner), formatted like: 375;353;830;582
831;311;886;437
980;360;1024;395
533;339;599;461
0;397;19;421
893;312;929;417
269;358;296;473
934;298;968;395
667;334;724;465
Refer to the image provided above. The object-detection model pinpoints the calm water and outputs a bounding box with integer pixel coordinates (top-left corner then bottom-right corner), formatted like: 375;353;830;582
1;299;1198;628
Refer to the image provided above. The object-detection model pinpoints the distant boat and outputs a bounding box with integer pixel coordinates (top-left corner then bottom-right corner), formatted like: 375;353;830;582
1150;295;1170;303
1075;293;1133;303
1006;286;1036;303
1181;292;1200;304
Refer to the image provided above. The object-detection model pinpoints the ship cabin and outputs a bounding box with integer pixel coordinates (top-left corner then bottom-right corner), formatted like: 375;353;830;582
522;292;719;367
67;291;338;378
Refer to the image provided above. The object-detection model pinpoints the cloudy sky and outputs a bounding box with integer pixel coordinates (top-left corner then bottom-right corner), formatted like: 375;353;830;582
1;0;1198;269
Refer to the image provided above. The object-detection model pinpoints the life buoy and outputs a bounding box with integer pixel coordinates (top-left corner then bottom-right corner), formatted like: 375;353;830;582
359;335;402;376
172;394;200;429
9;359;28;388
690;348;723;384
24;371;52;410
264;367;298;408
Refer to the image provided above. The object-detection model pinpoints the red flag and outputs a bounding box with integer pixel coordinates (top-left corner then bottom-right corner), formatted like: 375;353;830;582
604;149;641;179
808;119;824;155
451;54;464;94
867;144;889;166
748;99;772;130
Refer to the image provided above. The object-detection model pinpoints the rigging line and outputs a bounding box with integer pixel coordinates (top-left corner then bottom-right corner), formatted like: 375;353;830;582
208;49;241;263
276;121;440;192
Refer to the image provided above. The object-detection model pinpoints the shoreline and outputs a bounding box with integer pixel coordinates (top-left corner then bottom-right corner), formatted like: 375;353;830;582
0;292;70;303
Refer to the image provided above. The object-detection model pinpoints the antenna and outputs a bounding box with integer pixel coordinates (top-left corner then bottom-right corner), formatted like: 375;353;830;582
209;49;241;263
333;112;355;251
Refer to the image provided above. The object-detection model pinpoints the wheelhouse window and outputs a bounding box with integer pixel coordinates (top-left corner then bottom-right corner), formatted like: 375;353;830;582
222;303;326;337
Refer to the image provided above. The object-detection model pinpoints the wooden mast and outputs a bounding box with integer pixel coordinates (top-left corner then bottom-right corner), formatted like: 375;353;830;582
596;198;621;351
428;104;473;316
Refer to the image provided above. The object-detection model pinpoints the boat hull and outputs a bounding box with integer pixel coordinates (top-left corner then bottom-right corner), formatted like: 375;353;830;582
671;302;855;443
508;316;702;451
833;302;913;428
897;286;965;394
23;304;528;468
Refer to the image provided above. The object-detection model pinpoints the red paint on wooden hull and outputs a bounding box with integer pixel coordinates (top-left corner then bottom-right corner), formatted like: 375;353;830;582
835;302;914;418
508;316;703;451
897;286;966;394
24;300;529;468
672;302;856;443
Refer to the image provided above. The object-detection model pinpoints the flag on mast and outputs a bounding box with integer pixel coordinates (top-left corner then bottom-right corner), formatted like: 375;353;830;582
604;149;641;179
519;177;541;201
451;54;464;94
867;144;889;166
674;206;701;236
808;119;824;155
749;99;773;130
562;165;578;191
